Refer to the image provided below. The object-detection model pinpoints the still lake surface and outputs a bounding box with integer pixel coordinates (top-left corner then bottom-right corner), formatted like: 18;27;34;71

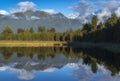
0;47;120;81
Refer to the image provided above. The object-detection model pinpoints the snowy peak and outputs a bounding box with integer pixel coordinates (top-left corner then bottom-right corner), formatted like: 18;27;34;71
0;10;81;32
10;10;66;20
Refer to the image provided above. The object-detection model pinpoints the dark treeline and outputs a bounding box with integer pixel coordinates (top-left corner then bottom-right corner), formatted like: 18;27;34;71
0;47;120;75
81;14;120;43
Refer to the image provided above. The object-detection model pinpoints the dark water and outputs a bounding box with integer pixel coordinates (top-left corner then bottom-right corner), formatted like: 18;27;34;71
0;47;120;81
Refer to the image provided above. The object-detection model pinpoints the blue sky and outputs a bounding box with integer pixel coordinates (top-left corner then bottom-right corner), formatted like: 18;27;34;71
0;0;80;15
0;0;120;21
0;0;109;15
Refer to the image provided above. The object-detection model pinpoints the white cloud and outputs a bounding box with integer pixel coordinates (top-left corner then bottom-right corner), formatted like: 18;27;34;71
97;1;120;12
115;7;120;17
40;67;56;72
70;0;94;23
0;10;9;15
96;0;120;23
31;16;40;20
18;1;36;11
67;13;79;19
72;60;120;81
97;8;111;23
11;1;36;13
11;68;35;80
18;70;35;80
41;9;56;14
70;0;120;23
70;1;93;15
11;14;19;19
0;66;8;71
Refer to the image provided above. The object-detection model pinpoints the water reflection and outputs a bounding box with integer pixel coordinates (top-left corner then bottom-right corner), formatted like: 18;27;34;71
72;61;120;81
0;47;120;81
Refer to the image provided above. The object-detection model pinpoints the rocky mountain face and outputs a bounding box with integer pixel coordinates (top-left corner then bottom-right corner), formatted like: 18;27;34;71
0;10;81;32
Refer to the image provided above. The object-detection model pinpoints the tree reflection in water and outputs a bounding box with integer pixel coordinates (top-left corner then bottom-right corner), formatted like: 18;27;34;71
0;47;119;81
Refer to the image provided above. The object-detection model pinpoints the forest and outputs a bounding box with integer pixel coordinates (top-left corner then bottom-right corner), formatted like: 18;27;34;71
81;14;120;43
0;14;120;43
0;24;82;41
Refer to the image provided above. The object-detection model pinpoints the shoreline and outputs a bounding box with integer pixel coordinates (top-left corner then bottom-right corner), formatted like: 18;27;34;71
0;41;120;53
0;41;67;47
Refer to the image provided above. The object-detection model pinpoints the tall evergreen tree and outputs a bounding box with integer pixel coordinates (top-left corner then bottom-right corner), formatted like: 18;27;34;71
91;15;98;30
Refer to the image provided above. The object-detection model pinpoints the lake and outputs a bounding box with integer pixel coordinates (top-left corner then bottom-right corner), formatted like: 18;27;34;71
0;47;120;81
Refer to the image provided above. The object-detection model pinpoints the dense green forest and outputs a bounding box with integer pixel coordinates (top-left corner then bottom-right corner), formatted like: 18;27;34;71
0;14;120;43
0;25;83;41
81;14;120;43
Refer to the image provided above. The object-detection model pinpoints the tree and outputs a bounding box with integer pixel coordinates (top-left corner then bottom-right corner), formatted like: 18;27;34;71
47;28;56;32
97;23;104;29
2;26;13;34
105;14;118;28
91;15;98;30
82;23;92;33
17;28;24;33
29;27;34;33
38;26;46;32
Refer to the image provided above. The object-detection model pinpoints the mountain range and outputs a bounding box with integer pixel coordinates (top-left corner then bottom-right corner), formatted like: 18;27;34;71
0;10;81;32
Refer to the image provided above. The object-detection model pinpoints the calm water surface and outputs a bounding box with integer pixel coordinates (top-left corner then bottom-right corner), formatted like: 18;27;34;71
0;47;119;81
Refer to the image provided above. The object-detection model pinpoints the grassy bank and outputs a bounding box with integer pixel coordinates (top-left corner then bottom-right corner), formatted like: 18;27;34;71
0;41;67;47
0;41;120;53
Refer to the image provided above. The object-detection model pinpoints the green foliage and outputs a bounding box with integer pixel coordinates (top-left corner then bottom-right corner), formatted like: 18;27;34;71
38;26;46;32
2;26;13;34
91;15;98;30
82;23;92;33
17;28;24;33
29;27;34;33
97;23;104;29
105;14;118;28
47;28;56;33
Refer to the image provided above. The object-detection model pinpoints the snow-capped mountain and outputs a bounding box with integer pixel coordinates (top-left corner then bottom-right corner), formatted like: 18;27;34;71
0;10;81;32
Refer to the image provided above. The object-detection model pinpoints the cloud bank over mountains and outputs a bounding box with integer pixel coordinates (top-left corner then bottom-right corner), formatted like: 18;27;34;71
0;1;82;32
70;0;120;23
70;1;93;22
0;1;56;15
0;0;120;30
1;0;120;23
11;1;36;13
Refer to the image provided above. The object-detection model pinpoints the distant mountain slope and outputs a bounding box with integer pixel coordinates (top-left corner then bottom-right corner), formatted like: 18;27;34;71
0;10;82;32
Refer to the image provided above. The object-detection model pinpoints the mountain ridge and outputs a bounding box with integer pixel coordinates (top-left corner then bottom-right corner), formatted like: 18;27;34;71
0;10;82;32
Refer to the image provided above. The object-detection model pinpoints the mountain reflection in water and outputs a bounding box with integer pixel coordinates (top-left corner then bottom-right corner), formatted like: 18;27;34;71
0;47;120;81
